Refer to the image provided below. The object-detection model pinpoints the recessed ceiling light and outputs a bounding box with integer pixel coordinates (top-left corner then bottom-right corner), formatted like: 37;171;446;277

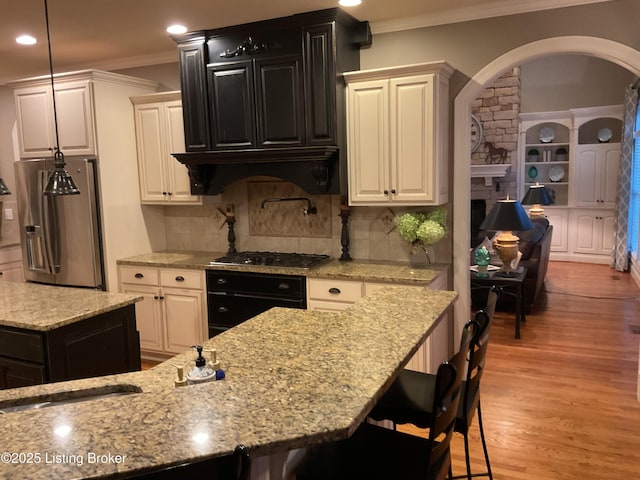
16;35;37;45
166;24;188;35
339;0;362;6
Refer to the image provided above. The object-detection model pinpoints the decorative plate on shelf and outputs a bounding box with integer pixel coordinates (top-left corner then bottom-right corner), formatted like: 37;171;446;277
528;166;538;180
549;166;565;182
539;126;555;143
597;128;613;143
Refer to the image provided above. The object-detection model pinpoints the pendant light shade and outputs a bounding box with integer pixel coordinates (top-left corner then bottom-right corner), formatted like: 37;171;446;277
44;152;81;195
0;178;11;195
42;0;80;196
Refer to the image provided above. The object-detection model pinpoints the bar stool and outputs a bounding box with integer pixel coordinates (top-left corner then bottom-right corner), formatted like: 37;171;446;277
368;286;499;479
295;320;477;480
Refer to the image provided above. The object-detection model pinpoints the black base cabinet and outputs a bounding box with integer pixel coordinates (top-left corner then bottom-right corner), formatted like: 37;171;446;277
0;305;141;390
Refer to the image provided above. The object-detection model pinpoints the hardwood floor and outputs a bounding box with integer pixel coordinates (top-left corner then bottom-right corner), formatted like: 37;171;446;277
405;261;640;479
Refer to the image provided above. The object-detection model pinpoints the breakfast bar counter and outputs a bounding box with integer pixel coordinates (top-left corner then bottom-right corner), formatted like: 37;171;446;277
0;285;456;479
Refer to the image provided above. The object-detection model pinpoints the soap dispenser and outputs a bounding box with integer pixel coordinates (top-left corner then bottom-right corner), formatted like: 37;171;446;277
186;345;217;384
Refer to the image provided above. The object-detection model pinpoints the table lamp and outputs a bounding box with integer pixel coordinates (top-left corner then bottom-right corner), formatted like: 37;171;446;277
521;183;553;218
479;196;533;275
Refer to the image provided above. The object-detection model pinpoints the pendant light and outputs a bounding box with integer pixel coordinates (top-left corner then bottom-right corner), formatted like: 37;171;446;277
0;178;10;195
42;0;80;196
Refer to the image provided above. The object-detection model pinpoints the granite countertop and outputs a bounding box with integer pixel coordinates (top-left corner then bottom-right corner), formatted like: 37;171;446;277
0;282;142;331
117;250;447;285
0;286;457;479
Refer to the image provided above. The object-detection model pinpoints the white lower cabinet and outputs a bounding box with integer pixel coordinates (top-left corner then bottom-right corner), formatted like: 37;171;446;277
307;278;364;312
119;266;206;360
548;208;615;263
307;271;451;374
571;209;615;257
545;208;569;253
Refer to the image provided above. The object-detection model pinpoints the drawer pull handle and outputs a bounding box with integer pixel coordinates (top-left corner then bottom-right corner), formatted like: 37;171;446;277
278;283;290;290
135;273;144;279
175;276;185;282
217;278;228;285
328;287;341;294
218;306;228;313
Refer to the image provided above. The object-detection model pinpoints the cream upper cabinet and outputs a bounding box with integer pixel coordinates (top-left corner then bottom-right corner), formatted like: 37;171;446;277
573;143;620;208
344;62;452;206
14;80;95;158
131;92;201;205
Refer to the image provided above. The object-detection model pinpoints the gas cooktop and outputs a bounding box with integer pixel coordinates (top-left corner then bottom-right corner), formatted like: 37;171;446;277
210;251;331;269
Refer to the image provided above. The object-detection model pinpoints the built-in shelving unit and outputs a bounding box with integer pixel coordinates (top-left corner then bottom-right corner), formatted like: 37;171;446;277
517;105;623;264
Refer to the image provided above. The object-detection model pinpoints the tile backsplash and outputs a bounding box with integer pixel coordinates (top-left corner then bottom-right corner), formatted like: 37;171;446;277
163;178;450;263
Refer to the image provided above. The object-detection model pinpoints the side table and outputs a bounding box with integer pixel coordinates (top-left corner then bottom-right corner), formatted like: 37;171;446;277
470;266;527;339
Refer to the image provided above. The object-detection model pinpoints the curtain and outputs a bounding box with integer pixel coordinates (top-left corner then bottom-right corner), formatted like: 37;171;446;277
611;85;638;271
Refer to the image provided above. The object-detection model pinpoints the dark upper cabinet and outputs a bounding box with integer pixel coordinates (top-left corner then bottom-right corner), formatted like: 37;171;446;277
255;55;304;147
208;60;256;148
304;24;336;146
207;55;304;149
171;9;371;195
178;38;210;151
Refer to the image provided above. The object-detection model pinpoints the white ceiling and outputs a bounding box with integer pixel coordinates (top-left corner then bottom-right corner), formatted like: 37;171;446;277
0;0;612;85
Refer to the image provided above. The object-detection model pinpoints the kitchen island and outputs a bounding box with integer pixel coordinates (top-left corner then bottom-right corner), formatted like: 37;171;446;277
0;285;456;479
0;282;142;389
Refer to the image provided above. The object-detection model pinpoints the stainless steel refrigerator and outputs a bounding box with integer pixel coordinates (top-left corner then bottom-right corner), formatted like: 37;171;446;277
14;157;105;289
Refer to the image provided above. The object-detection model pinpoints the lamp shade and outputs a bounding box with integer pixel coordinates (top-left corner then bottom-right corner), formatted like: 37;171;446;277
479;198;534;232
522;184;553;206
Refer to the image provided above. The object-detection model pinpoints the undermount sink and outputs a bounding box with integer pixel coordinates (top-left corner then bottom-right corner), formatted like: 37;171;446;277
0;384;142;414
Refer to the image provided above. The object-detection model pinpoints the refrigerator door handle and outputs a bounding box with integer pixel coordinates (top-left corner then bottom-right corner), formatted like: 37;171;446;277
24;225;47;272
39;170;61;274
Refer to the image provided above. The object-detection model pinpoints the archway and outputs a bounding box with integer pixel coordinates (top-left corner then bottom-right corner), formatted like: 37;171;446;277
452;36;640;337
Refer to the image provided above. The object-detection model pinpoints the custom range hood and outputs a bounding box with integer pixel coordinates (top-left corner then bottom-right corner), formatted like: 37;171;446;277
172;8;371;195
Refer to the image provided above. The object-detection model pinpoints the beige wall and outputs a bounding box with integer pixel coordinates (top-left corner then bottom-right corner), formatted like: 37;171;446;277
0;87;20;248
520;55;633;112
361;0;640;92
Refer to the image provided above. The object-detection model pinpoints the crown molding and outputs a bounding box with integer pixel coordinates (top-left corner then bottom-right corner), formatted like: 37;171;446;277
370;0;614;34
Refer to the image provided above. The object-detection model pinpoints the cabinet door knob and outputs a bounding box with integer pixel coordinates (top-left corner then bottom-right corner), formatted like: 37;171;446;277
162;192;168;195
175;275;185;282
383;190;389;195
328;287;341;294
135;273;144;279
153;295;159;300
391;189;396;194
